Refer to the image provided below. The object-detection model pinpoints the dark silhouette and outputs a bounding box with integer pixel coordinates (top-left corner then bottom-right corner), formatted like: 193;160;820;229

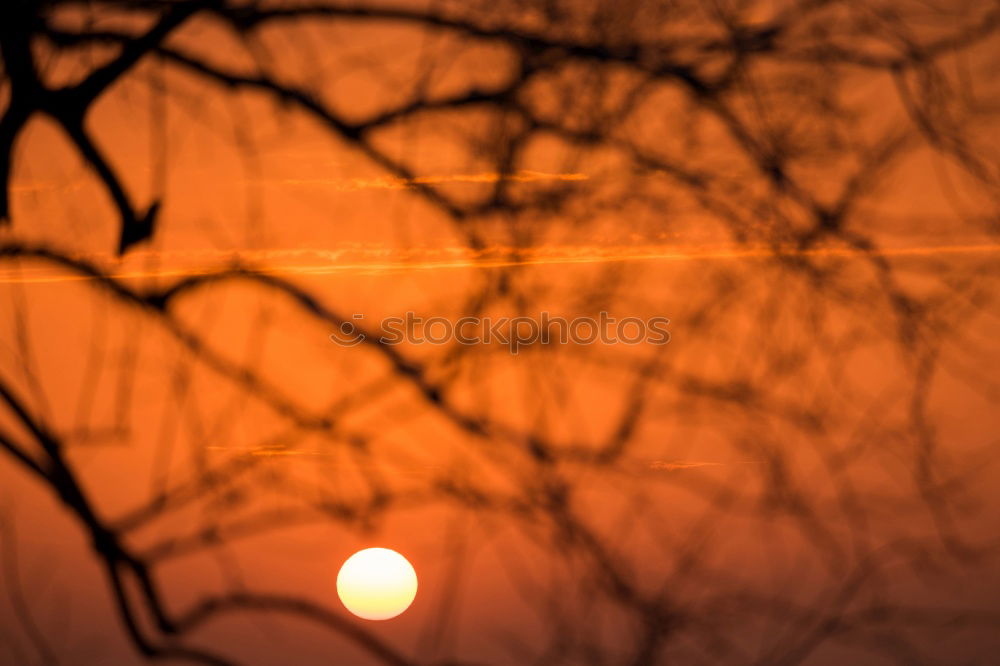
1;1;999;664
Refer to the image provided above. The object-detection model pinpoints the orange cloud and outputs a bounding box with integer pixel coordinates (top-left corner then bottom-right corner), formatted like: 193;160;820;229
1;242;998;284
648;460;726;471
260;170;589;191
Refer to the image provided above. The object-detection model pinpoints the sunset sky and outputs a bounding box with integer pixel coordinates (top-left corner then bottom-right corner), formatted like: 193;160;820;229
2;1;1000;665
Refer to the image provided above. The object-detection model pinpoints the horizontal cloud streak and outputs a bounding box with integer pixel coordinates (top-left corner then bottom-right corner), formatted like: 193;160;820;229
1;242;998;284
261;170;589;191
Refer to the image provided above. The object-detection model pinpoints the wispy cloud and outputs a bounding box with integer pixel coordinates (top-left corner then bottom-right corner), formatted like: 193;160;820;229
264;170;589;191
1;242;998;284
649;460;724;471
648;460;762;471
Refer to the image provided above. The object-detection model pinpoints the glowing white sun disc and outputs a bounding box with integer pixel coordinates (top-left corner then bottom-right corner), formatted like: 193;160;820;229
337;548;418;620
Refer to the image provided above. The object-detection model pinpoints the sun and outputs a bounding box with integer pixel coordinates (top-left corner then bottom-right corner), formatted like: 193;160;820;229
336;548;418;620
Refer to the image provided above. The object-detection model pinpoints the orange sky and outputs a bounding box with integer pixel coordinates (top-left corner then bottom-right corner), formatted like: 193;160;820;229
2;2;1000;665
